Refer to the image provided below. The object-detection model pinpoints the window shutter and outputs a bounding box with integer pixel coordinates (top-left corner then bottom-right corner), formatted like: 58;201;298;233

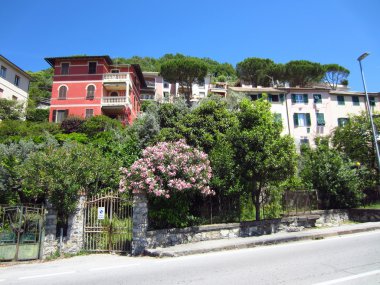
303;94;308;104
280;94;285;102
52;110;57;123
65;109;69;120
258;93;262;99
293;113;299;127
369;96;375;106
317;113;325;126
268;94;273;102
306;113;311;126
291;94;296;103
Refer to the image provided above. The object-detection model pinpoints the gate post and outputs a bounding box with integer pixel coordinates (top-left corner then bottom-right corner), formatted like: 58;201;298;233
66;195;86;254
132;193;148;255
42;200;58;259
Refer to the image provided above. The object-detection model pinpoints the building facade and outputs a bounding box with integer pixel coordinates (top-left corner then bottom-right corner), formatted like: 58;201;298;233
0;55;32;107
46;55;146;124
141;72;211;104
228;86;380;148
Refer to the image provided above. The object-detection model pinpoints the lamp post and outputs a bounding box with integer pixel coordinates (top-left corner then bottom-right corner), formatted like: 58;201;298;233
357;52;380;170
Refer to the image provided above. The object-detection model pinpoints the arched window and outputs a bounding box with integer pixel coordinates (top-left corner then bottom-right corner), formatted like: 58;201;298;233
110;91;118;97
87;85;95;99
58;86;67;99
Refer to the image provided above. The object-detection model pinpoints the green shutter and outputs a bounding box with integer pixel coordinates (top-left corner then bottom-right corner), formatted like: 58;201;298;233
303;94;309;104
258;93;262;99
313;94;321;103
306;113;311;126
369;96;376;106
317;113;325;126
291;94;296;103
280;94;285;102
338;96;345;105
268;94;273;102
352;96;360;106
293;113;299;127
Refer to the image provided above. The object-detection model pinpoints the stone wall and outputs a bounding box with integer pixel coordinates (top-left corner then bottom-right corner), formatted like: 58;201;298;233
146;215;321;249
313;209;350;227
349;209;380;222
42;196;86;259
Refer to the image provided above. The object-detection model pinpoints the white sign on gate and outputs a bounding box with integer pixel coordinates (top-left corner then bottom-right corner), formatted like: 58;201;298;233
98;207;105;220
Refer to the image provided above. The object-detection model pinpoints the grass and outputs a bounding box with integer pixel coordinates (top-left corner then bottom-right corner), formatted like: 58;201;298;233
359;203;380;209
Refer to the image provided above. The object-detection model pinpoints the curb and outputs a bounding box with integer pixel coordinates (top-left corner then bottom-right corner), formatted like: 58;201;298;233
145;225;380;257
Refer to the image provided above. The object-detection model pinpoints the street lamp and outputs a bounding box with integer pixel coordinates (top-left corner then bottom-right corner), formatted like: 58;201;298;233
357;52;380;170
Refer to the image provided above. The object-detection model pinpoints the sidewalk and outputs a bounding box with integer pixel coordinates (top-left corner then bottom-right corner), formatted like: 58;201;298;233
145;221;380;257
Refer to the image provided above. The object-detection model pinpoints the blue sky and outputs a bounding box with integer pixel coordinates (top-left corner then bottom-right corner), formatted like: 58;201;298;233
2;0;380;91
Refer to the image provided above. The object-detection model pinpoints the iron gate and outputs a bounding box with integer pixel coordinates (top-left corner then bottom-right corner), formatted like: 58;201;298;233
0;205;44;261
84;192;132;253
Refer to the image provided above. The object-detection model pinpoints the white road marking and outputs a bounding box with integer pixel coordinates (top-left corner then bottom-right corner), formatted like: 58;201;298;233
89;263;140;271
313;269;380;285
18;271;76;280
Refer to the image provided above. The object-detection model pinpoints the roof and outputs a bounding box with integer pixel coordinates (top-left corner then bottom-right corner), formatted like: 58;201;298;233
228;87;285;94
45;55;113;66
329;90;380;96
142;71;159;76
45;55;146;88
0;55;33;80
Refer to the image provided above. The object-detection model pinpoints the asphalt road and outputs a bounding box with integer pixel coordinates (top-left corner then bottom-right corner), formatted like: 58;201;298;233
1;231;380;285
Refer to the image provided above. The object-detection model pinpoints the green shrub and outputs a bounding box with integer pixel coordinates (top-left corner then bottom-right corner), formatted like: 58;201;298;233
26;108;50;122
80;115;122;137
61;116;85;134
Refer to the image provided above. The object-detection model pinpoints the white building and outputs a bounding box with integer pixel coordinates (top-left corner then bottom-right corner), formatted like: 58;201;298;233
228;86;380;148
0;55;32;107
141;72;211;103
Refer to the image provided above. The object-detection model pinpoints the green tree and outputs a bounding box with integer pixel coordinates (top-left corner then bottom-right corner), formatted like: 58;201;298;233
332;112;380;180
285;60;325;87
0;99;23;120
300;139;365;209
160;57;208;106
229;98;297;220
236;57;275;87
324;64;350;90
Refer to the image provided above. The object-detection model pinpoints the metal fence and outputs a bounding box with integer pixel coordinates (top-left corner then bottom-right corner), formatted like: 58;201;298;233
83;192;132;253
282;190;318;216
0;205;44;261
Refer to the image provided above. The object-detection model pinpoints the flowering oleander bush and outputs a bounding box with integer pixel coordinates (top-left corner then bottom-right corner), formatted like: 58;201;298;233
119;140;214;198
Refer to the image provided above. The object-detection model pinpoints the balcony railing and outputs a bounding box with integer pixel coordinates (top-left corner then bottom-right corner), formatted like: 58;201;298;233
101;96;129;106
103;73;129;81
146;80;155;88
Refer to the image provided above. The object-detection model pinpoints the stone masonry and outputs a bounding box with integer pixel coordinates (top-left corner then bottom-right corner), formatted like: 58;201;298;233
132;193;148;255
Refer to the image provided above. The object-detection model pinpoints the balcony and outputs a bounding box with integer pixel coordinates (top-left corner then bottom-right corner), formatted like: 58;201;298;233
101;96;130;107
145;80;155;88
103;73;129;82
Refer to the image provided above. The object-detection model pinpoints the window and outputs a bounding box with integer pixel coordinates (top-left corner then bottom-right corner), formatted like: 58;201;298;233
293;113;311;127
163;92;170;102
53;110;68;123
199;92;205;97
369;96;376;106
0;66;6;78
300;137;309;146
12;95;17;101
61;63;69;75
163;81;170;89
110;91;118;97
86;85;95;99
198;80;205;88
316;113;325;126
248;94;262;101
88;62;97;74
14;75;20;86
274;113;282;123
313;94;322;103
337;95;345;105
58;86;67;99
291;94;308;104
111;69;119;73
352;96;360;106
338;118;349;127
268;94;279;102
85;109;94;119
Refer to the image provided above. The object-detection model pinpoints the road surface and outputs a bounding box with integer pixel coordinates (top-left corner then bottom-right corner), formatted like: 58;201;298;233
1;231;380;284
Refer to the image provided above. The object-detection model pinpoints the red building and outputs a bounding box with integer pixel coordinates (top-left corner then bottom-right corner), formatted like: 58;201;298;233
45;55;146;125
